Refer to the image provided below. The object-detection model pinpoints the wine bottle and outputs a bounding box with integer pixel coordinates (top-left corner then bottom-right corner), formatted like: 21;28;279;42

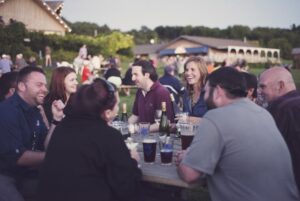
159;102;170;137
120;103;130;140
121;103;128;122
170;94;181;117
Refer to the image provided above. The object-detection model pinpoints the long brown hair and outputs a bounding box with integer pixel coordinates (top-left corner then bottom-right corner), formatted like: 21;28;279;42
183;56;208;95
45;67;76;104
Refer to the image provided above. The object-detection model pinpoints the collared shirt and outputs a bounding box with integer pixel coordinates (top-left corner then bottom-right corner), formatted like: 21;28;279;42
132;81;174;123
182;89;207;117
0;93;47;177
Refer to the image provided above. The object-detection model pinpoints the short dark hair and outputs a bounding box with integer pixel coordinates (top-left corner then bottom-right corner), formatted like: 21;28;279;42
17;66;45;84
207;67;247;98
68;78;117;118
132;60;158;81
0;71;18;101
241;72;257;98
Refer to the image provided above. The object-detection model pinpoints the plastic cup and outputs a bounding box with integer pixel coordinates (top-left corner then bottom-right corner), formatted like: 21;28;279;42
159;136;173;165
142;138;157;164
139;122;150;138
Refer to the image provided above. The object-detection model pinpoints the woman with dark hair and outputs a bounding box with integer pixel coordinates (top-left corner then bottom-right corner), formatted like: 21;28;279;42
0;71;18;102
43;67;78;123
37;79;142;201
182;56;208;120
241;72;258;102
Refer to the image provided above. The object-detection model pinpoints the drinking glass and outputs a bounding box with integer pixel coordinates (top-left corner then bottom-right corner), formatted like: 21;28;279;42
139;122;150;138
142;137;157;164
159;136;174;165
180;123;198;150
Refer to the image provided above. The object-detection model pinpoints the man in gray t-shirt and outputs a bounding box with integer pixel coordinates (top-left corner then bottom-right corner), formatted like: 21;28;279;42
176;68;299;201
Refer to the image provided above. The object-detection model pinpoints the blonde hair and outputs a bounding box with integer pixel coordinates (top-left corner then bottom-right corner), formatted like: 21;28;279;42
184;56;208;93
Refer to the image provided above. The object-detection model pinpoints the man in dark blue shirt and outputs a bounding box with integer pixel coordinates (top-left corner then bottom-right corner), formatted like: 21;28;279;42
0;67;64;201
159;65;184;104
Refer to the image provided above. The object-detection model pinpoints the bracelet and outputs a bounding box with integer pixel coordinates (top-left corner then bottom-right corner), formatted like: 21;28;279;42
51;119;61;126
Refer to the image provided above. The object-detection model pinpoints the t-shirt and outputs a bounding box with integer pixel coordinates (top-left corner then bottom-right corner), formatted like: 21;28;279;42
183;98;299;201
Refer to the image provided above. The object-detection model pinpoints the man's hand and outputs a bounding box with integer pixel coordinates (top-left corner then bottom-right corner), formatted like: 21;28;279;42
175;150;187;166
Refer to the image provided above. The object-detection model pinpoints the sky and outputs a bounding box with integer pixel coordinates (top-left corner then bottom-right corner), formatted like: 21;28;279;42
60;0;300;31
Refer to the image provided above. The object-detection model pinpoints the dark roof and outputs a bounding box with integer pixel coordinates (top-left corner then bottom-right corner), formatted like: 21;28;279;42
162;35;257;50
292;48;300;55
45;1;63;12
133;43;165;55
159;46;209;56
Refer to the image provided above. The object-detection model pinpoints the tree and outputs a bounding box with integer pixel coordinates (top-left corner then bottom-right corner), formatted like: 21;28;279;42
268;38;292;59
69;22;112;36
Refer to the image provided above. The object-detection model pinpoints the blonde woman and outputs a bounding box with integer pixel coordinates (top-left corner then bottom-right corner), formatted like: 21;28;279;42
182;56;208;120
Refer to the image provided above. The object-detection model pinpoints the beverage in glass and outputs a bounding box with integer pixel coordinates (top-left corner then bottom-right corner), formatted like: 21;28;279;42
180;123;196;150
159;136;173;165
142;138;157;164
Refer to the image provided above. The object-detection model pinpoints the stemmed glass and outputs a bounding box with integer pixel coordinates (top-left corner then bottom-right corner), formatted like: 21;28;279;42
154;109;162;125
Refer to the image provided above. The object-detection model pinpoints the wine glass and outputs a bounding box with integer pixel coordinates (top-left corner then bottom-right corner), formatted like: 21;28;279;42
154;109;162;124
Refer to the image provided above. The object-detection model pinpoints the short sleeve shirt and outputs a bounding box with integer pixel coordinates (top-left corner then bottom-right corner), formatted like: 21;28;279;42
182;99;299;201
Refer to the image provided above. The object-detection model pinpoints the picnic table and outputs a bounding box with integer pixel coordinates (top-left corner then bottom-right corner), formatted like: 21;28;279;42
132;133;196;188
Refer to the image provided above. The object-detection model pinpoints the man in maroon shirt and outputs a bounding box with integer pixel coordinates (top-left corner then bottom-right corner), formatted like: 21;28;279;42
259;66;300;193
128;60;174;131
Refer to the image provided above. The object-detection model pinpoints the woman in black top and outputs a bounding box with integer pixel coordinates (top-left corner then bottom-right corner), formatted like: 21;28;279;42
43;67;78;125
38;79;142;201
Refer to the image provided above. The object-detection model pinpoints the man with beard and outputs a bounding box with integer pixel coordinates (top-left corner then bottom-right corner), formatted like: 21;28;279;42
175;68;299;201
0;67;64;201
258;66;300;193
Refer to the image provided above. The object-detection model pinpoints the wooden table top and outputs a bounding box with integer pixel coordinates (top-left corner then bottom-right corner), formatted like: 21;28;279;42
132;133;195;188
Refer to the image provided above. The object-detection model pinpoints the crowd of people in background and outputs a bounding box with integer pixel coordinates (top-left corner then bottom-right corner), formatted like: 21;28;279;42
0;44;299;201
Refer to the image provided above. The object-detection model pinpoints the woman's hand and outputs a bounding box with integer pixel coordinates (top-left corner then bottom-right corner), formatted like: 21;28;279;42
130;149;140;162
51;100;65;121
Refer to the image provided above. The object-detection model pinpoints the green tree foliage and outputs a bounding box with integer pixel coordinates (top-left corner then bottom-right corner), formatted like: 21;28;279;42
1;19;300;60
69;22;112;36
97;32;134;56
268;38;292;59
0;22;28;57
127;26;158;44
151;25;300;59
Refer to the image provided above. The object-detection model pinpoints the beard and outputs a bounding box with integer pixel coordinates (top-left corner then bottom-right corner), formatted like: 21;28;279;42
205;87;217;110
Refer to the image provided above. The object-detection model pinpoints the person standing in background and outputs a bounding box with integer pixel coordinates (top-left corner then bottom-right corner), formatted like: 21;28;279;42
45;46;52;67
78;44;87;59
